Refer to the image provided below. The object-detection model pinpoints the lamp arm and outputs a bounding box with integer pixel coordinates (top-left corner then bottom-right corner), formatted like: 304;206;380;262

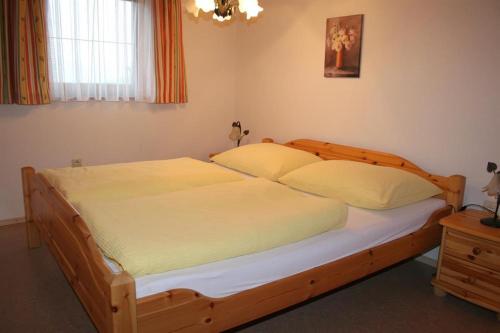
237;129;250;147
237;135;246;146
237;132;248;147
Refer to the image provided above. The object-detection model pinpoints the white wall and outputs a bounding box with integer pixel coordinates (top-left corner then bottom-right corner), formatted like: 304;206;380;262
235;0;500;207
0;11;238;220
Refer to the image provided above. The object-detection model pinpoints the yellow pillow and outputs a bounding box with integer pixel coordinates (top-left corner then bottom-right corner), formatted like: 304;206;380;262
279;160;443;209
211;143;322;181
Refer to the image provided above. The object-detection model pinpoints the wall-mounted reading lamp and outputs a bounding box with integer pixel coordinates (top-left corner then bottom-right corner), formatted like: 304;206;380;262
229;121;249;147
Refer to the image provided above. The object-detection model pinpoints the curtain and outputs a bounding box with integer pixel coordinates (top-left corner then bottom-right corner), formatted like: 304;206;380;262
152;0;187;104
46;0;155;102
0;0;50;105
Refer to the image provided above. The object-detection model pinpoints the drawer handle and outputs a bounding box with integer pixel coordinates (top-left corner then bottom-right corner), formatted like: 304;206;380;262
472;247;482;255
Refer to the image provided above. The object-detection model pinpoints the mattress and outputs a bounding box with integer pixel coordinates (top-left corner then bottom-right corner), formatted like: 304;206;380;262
104;164;446;298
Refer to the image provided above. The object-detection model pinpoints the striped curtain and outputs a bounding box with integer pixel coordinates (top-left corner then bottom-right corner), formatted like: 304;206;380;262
152;0;187;104
0;0;50;105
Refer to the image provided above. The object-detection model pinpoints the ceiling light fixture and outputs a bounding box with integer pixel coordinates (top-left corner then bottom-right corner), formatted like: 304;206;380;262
193;0;263;22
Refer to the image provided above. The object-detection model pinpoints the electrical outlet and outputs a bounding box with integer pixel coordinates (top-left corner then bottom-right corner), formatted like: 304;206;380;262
71;158;83;168
484;199;497;210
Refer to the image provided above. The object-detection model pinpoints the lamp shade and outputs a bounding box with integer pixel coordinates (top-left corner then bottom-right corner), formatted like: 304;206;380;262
195;0;216;12
482;173;500;197
238;0;263;19
229;126;241;142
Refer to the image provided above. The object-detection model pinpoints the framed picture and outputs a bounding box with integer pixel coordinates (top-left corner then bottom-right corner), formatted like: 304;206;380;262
324;14;363;78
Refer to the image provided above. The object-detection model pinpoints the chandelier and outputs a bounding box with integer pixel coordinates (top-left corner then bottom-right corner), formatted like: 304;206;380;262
193;0;263;22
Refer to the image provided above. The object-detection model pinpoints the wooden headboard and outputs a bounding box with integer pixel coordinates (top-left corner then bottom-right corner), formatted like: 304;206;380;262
262;138;466;211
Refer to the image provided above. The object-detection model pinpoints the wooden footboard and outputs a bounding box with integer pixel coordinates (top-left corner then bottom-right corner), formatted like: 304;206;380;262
22;167;137;333
134;206;450;333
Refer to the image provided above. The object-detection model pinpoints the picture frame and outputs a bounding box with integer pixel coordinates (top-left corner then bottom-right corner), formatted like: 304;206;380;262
324;14;364;78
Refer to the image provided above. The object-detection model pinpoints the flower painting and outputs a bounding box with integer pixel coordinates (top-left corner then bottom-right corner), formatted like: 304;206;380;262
324;15;363;78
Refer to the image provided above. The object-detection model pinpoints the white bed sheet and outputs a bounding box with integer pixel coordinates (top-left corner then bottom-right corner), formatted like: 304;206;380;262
103;163;445;298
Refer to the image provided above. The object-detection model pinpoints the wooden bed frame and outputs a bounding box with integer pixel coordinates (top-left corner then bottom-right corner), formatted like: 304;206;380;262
21;138;466;333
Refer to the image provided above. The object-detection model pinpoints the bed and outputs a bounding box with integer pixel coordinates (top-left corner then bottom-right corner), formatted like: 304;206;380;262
21;138;466;333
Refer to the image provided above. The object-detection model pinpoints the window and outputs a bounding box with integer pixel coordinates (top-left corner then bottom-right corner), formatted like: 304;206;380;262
46;0;154;102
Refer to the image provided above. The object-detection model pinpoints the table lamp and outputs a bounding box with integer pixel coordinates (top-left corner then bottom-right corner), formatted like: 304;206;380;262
481;162;500;228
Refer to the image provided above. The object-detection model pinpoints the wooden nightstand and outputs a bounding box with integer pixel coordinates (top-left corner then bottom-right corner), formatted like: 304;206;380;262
432;210;500;320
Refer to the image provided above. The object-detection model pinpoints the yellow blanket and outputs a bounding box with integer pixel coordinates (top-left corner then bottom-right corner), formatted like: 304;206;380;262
42;158;244;203
75;178;348;277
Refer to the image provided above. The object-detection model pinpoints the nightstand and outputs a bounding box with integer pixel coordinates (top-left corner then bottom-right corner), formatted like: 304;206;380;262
432;210;500;320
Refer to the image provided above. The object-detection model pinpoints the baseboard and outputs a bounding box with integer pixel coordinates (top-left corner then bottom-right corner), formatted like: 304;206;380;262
415;255;437;268
0;217;25;227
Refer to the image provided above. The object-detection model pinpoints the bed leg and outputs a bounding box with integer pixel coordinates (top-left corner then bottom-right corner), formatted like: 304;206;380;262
22;167;41;249
433;286;447;297
110;272;137;333
446;175;466;212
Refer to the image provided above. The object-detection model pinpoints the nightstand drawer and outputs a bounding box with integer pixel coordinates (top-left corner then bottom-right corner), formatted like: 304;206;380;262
440;255;500;305
444;229;500;272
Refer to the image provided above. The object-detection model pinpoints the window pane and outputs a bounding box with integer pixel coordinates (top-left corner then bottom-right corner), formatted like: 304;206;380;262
47;0;135;86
